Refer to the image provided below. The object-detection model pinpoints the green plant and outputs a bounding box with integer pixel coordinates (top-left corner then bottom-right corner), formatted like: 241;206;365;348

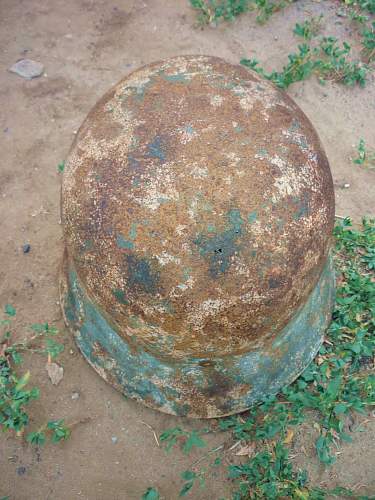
159;426;208;454
253;0;293;24
179;469;207;497
353;138;375;167
58;161;65;173
361;21;375;61
241;35;368;88
230;439;373;499
190;0;251;23
339;4;370;24
0;306;69;444
189;0;293;25
294;15;324;40
342;0;375;15
159;219;375;498
241;44;318;88
318;37;367;86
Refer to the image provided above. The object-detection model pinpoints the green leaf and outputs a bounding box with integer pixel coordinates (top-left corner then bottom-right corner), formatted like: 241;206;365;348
141;487;160;500
182;430;207;454
47;419;71;443
326;375;342;399
159;427;184;452
334;403;348;415
316;435;335;465
179;481;194;497
15;371;30;391
4;304;16;316
57;161;65;173
45;338;64;359
181;470;196;481
11;351;23;365
26;430;46;446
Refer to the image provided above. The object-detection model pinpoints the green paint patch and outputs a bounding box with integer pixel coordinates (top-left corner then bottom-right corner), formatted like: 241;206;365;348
163;72;190;83
181;267;192;283
247;211;257;223
194;209;245;278
117;224;138;249
112;288;129;305
294;206;309;220
125;82;152;102
276;218;285;230
292;195;310;220
81;239;93;252
160;299;174;314
257;148;268;158
288;119;301;132
146;136;166;162
157;197;170;204
128;315;143;329
125;255;160;294
116;234;134;250
227;209;243;232
184;125;194;135
128;136;139;153
129;223;137;240
289;133;309;151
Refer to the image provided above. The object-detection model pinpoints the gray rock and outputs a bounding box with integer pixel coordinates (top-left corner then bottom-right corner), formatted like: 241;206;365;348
16;466;27;476
9;59;44;79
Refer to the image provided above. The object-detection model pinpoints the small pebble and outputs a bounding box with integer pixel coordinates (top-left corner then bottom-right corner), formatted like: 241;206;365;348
111;436;118;444
71;391;80;400
24;278;34;288
16;466;27;476
9;59;44;80
22;244;31;254
343;183;350;189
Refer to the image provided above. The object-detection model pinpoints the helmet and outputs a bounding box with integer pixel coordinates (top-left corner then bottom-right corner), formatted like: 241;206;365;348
60;56;335;418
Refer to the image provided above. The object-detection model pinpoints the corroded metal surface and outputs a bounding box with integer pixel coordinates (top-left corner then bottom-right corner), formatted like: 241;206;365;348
61;55;335;417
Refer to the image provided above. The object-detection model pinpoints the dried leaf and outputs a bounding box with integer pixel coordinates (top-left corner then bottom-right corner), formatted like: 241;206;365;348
46;362;64;385
284;429;294;444
235;442;255;456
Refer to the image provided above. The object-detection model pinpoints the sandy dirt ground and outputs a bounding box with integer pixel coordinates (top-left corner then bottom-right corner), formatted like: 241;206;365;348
0;0;374;499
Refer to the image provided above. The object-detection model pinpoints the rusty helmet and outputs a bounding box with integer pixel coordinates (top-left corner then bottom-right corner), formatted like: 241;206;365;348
60;56;335;418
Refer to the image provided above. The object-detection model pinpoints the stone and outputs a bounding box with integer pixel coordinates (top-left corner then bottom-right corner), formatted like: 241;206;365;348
9;59;44;79
46;362;64;385
60;56;335;418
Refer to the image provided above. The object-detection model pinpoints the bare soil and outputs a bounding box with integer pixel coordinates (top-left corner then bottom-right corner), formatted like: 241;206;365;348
0;0;374;499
